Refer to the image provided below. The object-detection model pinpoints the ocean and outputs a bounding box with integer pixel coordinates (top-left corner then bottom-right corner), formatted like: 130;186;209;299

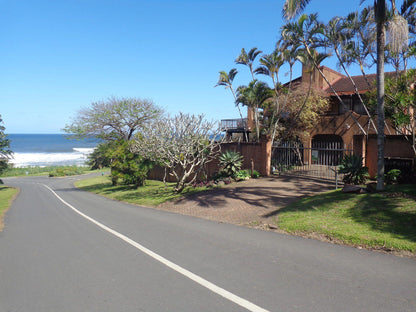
8;134;100;167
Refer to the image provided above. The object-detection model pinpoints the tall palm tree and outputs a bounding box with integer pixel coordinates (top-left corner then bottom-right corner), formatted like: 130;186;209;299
374;0;387;190
215;69;249;141
235;47;263;81
215;69;243;118
282;14;368;135
235;47;263;140
323;16;378;133
283;0;311;19
236;80;274;141
254;47;286;143
342;8;377;88
279;30;302;119
400;0;416;48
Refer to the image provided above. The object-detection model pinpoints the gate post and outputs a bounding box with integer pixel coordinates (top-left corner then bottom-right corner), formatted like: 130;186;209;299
260;135;272;176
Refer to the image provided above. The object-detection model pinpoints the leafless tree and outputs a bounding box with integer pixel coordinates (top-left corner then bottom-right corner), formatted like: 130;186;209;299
132;113;223;192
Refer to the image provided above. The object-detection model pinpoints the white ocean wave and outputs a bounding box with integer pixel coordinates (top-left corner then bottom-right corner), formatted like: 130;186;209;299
73;147;95;154
10;149;94;168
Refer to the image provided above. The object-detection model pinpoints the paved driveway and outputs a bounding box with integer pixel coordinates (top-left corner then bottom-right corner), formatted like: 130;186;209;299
157;175;334;227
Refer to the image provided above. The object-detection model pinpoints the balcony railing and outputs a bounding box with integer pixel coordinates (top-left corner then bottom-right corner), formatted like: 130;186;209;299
221;118;248;131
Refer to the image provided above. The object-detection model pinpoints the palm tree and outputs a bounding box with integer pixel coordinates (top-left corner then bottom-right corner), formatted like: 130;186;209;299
279;30;302;121
400;0;415;48
342;8;377;88
235;47;263;81
235;47;263;140
323;16;378;134
236;80;274;141
374;0;387;190
215;69;249;142
215;69;243;118
282;14;368;135
254;47;286;143
283;0;311;19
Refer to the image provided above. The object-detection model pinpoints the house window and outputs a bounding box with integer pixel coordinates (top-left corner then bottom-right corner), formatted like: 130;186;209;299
352;97;367;115
339;97;352;114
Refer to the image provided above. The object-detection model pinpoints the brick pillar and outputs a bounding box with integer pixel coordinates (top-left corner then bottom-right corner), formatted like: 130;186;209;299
301;137;311;165
260;135;272;176
366;135;378;178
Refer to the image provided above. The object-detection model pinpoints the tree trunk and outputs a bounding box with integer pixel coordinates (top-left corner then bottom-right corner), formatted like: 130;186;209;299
376;0;386;191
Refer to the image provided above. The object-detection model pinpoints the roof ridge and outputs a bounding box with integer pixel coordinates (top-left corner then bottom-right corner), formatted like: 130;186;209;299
323;76;344;92
319;65;346;78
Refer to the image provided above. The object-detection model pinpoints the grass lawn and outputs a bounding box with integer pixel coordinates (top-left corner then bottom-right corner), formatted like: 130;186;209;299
275;184;416;254
0;166;97;177
0;185;19;231
74;175;215;207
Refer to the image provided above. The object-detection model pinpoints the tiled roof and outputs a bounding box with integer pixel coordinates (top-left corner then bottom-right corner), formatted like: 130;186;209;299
324;71;398;95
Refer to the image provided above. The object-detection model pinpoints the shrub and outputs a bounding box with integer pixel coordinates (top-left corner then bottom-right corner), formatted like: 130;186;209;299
338;154;369;185
87;143;111;170
49;166;86;177
235;169;251;180
251;170;260;178
0;159;8;176
385;169;401;185
107;140;153;187
219;151;243;177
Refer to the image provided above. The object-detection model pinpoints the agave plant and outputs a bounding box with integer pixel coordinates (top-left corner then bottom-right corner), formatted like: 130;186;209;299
219;151;244;177
338;154;369;185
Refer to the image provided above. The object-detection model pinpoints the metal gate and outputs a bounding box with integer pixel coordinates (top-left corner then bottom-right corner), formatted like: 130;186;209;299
271;139;353;181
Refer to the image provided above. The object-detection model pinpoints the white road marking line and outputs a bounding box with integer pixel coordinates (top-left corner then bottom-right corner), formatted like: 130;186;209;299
43;184;270;312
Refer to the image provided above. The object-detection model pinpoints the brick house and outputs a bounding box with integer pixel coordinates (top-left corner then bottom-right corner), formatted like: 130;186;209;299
222;65;415;178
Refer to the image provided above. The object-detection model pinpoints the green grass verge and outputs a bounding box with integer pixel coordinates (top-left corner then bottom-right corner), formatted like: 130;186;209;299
275;184;416;253
0;185;19;231
74;175;215;207
1;166;106;178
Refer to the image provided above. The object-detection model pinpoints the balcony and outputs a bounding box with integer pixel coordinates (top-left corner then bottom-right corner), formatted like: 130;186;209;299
220;118;248;132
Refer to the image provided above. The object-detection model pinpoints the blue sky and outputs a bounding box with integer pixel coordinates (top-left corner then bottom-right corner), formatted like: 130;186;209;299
1;0;413;133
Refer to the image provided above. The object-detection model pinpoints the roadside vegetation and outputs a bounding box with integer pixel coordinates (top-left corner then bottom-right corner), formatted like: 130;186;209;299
0;166;102;178
0;185;18;231
275;184;416;254
74;175;219;207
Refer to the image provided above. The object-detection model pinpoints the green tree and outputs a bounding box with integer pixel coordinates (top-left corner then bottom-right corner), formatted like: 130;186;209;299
64;96;163;141
0;115;12;176
277;77;330;141
384;69;416;155
64;97;163;185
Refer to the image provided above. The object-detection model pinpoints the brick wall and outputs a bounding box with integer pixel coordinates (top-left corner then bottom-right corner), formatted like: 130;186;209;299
366;135;415;178
147;136;272;182
208;135;271;177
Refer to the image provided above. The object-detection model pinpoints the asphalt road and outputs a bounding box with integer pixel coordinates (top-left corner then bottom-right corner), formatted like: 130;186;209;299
1;174;415;312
